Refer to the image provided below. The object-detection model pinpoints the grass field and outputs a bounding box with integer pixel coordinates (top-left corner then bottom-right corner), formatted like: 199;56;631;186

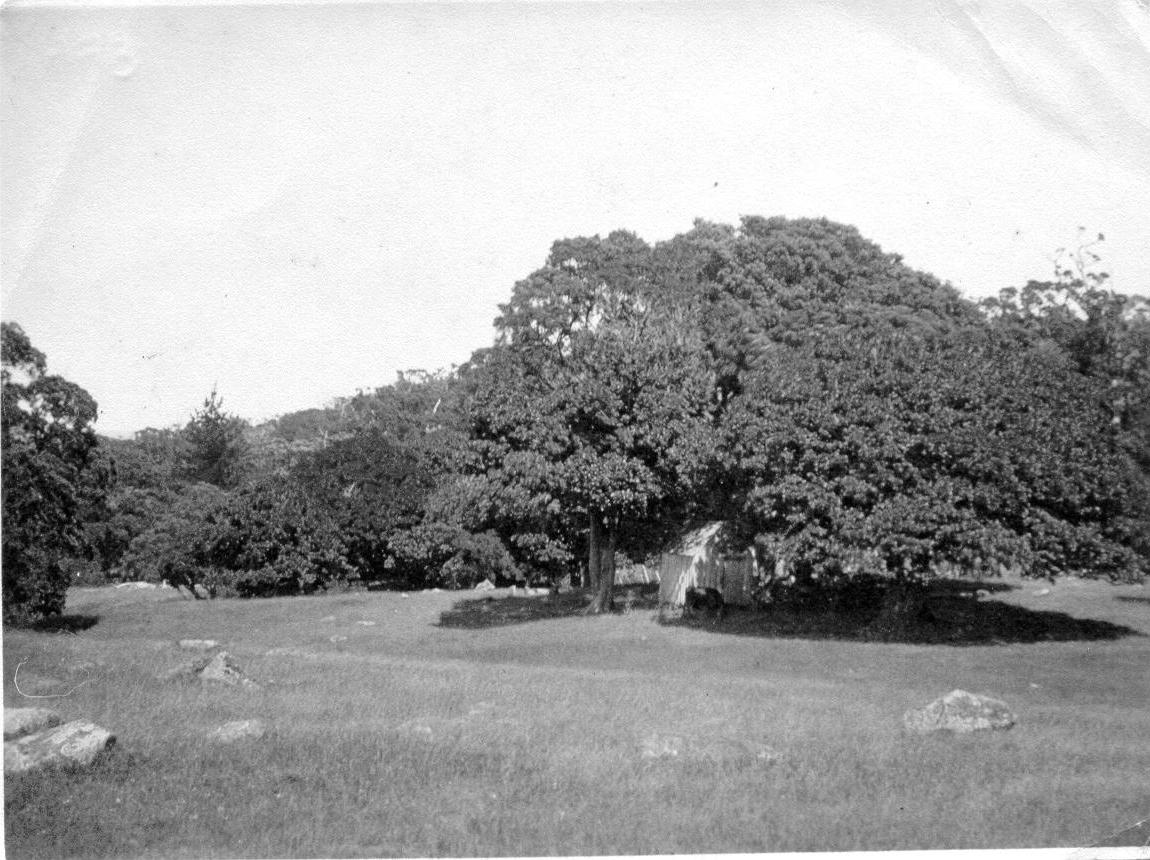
4;574;1149;857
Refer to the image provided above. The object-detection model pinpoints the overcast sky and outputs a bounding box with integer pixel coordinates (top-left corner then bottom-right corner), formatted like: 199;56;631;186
3;0;1149;438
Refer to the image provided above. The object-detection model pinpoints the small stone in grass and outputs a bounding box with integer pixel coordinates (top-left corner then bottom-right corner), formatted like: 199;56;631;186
178;639;219;651
640;732;684;759
198;652;261;690
207;719;267;743
903;689;1015;734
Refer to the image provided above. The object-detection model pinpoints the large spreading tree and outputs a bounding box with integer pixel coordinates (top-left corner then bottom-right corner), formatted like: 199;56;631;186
462;231;719;611
691;219;1148;615
723;326;1148;619
460;218;1148;615
2;323;102;622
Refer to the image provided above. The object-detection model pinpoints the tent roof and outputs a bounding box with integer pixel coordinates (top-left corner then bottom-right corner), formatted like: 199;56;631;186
665;521;725;557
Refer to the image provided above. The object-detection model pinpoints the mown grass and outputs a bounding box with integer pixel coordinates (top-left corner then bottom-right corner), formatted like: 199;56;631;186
4;575;1150;857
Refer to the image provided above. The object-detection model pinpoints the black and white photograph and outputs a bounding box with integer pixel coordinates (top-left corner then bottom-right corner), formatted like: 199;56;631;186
3;0;1149;856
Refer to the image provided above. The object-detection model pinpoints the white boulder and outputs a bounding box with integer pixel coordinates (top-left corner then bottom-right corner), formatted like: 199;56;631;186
4;720;116;775
904;689;1016;734
4;707;62;740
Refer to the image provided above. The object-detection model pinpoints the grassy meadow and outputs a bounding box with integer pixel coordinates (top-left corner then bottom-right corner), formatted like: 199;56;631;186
4;574;1149;857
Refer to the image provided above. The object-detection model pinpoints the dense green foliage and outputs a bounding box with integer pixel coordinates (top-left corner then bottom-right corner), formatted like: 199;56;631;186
291;430;440;587
183;387;249;488
117;482;230;596
463;231;719;610
680;220;1150;605
8;217;1146;614
981;232;1150;468
1;323;102;622
725;328;1147;591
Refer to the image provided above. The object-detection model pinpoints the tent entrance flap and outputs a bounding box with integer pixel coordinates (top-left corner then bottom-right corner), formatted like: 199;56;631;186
658;554;695;606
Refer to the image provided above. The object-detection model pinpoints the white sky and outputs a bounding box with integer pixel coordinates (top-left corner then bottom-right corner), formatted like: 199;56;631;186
3;0;1149;438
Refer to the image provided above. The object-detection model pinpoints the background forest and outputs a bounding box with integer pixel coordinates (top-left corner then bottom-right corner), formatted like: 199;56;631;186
4;217;1149;625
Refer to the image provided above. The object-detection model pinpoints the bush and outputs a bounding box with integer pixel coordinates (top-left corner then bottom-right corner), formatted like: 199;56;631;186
390;522;518;589
211;479;355;597
118;483;230;596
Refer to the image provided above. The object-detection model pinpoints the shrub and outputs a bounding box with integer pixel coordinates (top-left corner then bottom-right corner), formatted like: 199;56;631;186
390;522;518;589
211;479;355;597
117;483;230;597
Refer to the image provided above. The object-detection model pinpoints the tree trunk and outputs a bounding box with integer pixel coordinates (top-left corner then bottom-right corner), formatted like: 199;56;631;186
587;513;601;591
584;516;616;614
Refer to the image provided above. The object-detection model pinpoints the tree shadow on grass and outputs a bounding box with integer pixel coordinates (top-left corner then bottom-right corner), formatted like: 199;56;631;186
437;580;1141;645
26;614;99;634
438;586;660;629
1116;595;1150;605
671;582;1142;645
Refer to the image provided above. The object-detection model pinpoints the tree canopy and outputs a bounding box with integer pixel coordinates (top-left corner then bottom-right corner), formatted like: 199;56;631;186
463;231;719;610
724;327;1147;593
183;387;249;488
14;216;1147;615
2;323;102;621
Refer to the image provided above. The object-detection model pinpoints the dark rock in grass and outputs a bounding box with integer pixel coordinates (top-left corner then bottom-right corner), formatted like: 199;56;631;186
178;639;220;651
904;689;1015;734
4;707;62;741
207;719;267;744
4;720;116;775
197;651;261;690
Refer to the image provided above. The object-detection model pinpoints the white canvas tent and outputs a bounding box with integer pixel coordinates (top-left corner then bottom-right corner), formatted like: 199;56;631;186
657;522;757;607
